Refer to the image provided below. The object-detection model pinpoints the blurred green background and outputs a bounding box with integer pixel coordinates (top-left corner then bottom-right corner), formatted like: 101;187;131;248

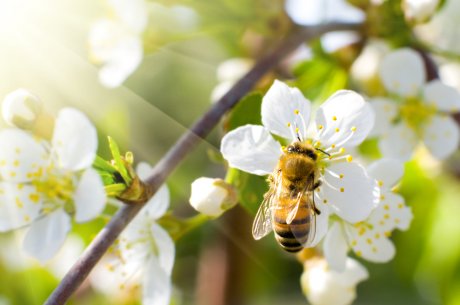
1;0;460;304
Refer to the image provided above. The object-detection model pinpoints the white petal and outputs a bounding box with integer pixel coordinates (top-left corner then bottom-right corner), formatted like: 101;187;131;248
151;223;175;276
344;223;395;263
108;0;148;33
323;222;348;272
378;123;418;161
309;203;330;247
144;185;170;220
340;257;369;285
320;162;378;223
23;209;71;263
316;90;374;148
136;161;152;180
52;108;97;171
217;58;253;83
98;37;143;88
368;193;413;232
367;158;404;190
261;80;311;140
189;177;228;217
379;48;425;97
220;125;281;175
74;168;106;222
368;98;398;137
2;89;42;129
423;80;460;112
423;115;460;160
143;256;172;305
0;183;42;231
0;129;47;183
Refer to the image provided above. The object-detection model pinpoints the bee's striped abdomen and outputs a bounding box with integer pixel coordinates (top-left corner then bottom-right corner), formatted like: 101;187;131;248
273;201;311;253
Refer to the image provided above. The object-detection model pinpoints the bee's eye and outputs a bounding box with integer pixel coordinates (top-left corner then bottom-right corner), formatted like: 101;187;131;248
287;146;295;153
306;150;317;160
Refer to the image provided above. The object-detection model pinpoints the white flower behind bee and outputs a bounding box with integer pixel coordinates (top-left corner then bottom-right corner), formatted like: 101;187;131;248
402;0;440;23
189;177;237;217
221;80;378;246
300;257;368;305
0;107;105;262
370;48;460;161
324;159;412;271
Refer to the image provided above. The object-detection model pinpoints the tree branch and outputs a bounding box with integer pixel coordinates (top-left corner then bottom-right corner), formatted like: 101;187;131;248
44;22;362;305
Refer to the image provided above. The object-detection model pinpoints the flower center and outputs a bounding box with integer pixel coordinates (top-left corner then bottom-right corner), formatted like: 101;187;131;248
31;163;75;214
396;97;437;134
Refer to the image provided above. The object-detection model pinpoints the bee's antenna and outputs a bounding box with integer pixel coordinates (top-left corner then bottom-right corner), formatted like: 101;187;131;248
315;148;330;157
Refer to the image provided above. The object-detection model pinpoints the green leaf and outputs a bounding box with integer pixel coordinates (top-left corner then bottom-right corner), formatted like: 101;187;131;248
224;92;263;132
93;155;117;173
226;168;268;215
107;136;131;184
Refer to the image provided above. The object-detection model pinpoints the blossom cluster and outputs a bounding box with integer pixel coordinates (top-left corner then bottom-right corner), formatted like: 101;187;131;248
215;44;460;305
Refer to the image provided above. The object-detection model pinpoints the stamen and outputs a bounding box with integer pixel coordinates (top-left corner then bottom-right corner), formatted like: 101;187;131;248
294;110;308;140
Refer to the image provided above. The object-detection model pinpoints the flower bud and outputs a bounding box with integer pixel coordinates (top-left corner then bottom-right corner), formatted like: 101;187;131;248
189;177;237;217
402;0;440;24
300;257;368;305
2;89;43;130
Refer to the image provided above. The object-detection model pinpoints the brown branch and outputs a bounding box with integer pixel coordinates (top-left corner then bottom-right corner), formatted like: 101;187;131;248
44;22;362;305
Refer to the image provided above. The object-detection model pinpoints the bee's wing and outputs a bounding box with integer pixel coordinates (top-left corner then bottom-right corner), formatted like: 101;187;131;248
251;190;275;240
252;173;280;240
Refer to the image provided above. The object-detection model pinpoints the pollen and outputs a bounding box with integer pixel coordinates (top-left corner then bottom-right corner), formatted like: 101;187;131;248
0;160;5;166
372;247;377;253
318;124;323;130
13;160;20;167
398;203;404;209
384;204;389;210
385;231;391;237
335;128;340;133
323;199;328;204
356;251;362;257
287;122;291;127
351;240;357;246
294;109;300;115
375;233;380;239
384;214;390;219
24;215;30;222
15;197;23;208
351;126;357;132
340;187;345;192
10;171;16;178
29;194;40;203
295;127;300;133
339;147;346;154
17;183;24;190
15;147;21;154
378;180;384;187
359;228;366;236
332;116;337;121
380;195;385;200
346;155;353;162
339;174;344;179
366;238;373;244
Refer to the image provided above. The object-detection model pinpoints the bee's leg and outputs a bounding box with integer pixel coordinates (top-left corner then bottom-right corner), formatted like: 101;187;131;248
310;174;321;215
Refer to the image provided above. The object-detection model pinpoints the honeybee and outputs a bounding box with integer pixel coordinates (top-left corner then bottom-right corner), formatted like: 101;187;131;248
252;141;322;252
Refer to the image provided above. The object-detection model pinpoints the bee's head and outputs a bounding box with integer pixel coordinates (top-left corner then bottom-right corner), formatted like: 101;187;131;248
285;142;317;161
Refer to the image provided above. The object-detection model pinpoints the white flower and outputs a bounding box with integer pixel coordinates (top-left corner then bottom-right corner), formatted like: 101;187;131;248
300;256;368;305
189;177;237;217
211;58;253;103
89;0;147;88
324;159;413;271
371;48;460;161
221;80;379;246
2;89;42;130
102;162;174;305
402;0;440;23
0;108;105;262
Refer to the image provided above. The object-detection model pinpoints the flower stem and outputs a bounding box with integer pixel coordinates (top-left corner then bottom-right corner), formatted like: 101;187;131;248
44;21;363;305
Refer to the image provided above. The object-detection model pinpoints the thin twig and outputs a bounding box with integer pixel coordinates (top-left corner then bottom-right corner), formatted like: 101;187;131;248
44;22;362;305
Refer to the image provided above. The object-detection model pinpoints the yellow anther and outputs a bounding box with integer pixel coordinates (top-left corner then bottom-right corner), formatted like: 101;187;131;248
384;231;391;237
13;160;19;167
379;220;385;226
351;240;357;246
384;204;389;210
372;247;377;253
331;144;336;149
15;148;21;154
356;251;362;257
384;214;390;219
346;155;353;162
29;194;40;203
295;127;300;133
17;184;24;190
323;199;328;204
378;180;384;187
339;174;344;179
380;195;385;200
375;233;380;239
318;124;323;130
339;147;346;154
332;116;337;121
24;215;30;222
351;126;357;132
340;187;345;192
15;197;23;208
366;238;373;244
287;122;291;127
294;109;300;114
10;171;16;178
335;128;340;133
398;203;404;209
